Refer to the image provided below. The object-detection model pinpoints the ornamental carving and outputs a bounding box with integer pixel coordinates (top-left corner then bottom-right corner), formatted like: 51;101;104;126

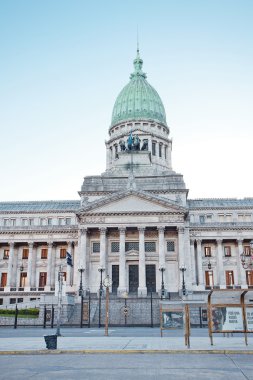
80;217;105;224
159;215;183;223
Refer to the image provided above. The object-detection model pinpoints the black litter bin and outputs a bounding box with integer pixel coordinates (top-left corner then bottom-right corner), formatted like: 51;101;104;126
44;335;57;349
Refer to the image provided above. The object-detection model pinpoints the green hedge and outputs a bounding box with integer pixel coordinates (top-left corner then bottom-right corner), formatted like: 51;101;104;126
0;308;39;316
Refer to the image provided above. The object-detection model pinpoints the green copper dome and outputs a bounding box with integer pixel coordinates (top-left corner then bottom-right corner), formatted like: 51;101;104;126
111;50;167;127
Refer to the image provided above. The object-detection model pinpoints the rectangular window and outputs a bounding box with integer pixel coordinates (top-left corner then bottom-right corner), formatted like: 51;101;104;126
125;242;139;251
114;144;118;159
244;246;251;256
164;145;167;159
66;218;71;225
205;271;214;287
10;298;16;304
3;219;9;227
145;241;156;252
224;246;231;257
17;298;23;303
40;218;45;226
111;242;119;253
0;299;3;305
159;144;162;158
225;270;234;286
167;241;175;252
60;248;66;259
204;247;211;257
58;218;65;226
3;250;9;259
22;219;28;226
47;218;52;226
199;215;205;224
10;219;16;226
246;271;253;286
29;218;34;226
41;248;48;259
22;248;29;259
62;272;67;281
20;272;27;287
206;215;212;222
92;242;100;253
39;272;47;287
152;141;156;156
1;273;7;287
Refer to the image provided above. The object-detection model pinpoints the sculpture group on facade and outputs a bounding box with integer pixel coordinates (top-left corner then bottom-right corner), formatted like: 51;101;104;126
119;132;148;152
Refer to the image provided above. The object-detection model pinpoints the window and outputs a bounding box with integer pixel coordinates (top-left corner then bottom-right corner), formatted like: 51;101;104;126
41;248;48;259
225;271;234;286
10;298;16;304
92;242;100;253
111;242;119;253
39;272;47;287
40;218;46;226
114;144;118;159
152;141;156;156
125;242;139;251
244;246;251;256
246;271;253;286
159;144;162;158
22;248;29;259
62;272;67;281
206;215;212;222
58;218;65;226
167;241;175;252
0;299;3;305
22;219;28;226
224;246;231;257
19;272;27;287
60;248;66;259
205;271;214;287
17;298;23;303
66;218;71;225
3;219;8;227
47;218;52;226
0;273;7;287
3;250;9;259
199;215;205;224
29;218;34;226
145;242;156;252
204;247;211;257
10;219;16;226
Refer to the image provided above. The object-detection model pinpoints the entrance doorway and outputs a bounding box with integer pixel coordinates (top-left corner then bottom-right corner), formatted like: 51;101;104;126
129;265;139;293
146;264;156;293
112;265;119;293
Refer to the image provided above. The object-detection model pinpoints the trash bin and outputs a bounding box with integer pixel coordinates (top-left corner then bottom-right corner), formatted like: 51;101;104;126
44;335;57;350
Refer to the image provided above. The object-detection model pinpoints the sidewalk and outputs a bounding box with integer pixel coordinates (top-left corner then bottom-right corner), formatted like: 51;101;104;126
0;335;253;354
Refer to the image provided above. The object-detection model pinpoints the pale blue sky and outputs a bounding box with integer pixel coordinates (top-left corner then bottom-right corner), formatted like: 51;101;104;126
0;0;252;201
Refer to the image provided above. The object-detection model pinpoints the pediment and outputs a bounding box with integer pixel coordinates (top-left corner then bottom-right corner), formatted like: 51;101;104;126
77;190;187;215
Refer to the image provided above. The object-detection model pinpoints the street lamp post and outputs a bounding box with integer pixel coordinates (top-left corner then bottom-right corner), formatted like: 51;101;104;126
179;264;187;296
103;275;112;336
78;267;85;328
159;266;165;300
240;240;253;269
56;265;64;336
98;267;105;328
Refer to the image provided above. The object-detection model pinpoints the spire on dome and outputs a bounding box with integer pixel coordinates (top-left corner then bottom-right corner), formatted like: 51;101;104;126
130;41;147;79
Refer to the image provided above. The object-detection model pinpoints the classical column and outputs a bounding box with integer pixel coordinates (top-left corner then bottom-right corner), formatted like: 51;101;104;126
16;246;22;288
118;227;127;295
177;227;186;292
196;239;204;287
190;239;197;285
27;242;34;289
138;227;147;297
99;228;106;270
158;227;165;267
6;242;14;287
217;239;225;288
237;239;247;287
46;242;53;289
66;241;72;286
51;245;56;288
79;229;87;269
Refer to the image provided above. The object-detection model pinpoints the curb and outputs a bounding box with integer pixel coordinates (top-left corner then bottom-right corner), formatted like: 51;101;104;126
0;349;253;355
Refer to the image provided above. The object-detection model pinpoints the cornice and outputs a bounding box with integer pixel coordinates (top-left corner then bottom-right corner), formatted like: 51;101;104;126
0;226;78;235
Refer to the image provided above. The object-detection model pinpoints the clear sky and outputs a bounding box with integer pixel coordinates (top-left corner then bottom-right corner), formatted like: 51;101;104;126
0;0;252;201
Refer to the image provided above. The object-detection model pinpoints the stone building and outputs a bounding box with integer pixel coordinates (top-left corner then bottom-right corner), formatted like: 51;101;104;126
0;49;253;307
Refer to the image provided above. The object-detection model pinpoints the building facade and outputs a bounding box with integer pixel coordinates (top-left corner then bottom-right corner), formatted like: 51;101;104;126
1;50;253;307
